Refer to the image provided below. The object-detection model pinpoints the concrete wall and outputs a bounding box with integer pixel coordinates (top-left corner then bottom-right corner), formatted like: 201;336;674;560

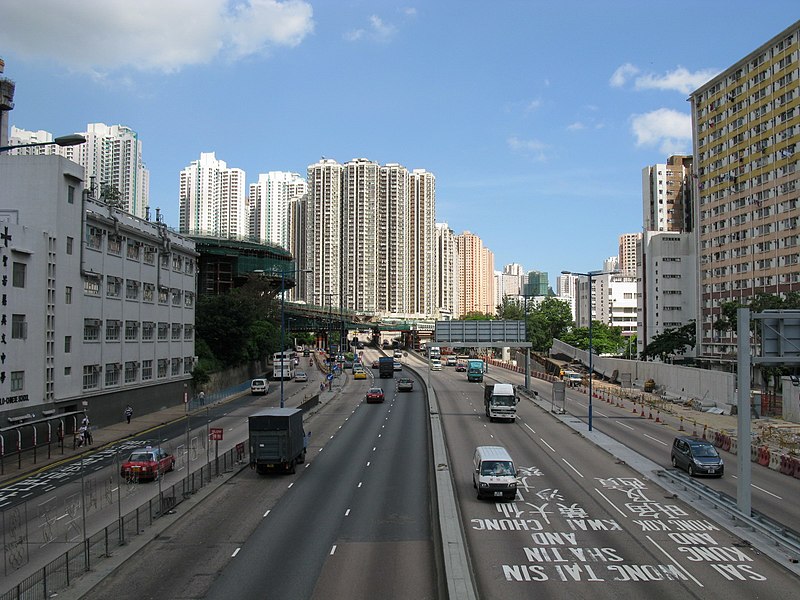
549;338;736;409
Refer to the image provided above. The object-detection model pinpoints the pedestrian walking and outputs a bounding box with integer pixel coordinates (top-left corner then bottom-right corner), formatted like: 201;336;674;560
81;415;93;445
124;405;133;424
199;391;205;405
77;425;87;447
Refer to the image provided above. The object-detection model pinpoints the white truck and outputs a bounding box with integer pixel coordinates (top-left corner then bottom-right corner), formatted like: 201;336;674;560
484;383;518;422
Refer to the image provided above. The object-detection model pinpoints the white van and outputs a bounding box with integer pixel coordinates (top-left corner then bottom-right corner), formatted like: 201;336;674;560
251;378;269;395
472;446;518;501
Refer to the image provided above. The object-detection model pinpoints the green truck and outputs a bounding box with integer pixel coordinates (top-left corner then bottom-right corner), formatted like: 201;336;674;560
467;359;485;382
249;408;308;474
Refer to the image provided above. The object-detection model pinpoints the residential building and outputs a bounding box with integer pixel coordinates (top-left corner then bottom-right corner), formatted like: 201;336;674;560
523;270;549;297
10;123;150;220
179;152;247;240
642;155;693;233
456;231;494;316
376;162;409;315
618;233;641;277
342;158;380;313
0;154;196;426
689;20;800;360
305;159;343;309
408;169;436;317
249;171;307;249
436;222;459;318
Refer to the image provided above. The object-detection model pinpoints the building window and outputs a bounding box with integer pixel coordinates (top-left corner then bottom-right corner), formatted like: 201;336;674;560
107;276;121;298
185;259;195;275
65;366;71;376
127;240;141;260
84;277;100;296
142;359;153;381
171;358;181;376
142;321;155;341
158;286;169;304
106;320;121;341
172;255;183;271
86;226;103;250
12;262;26;288
107;235;122;255
161;253;170;268
11;314;27;339
10;370;24;392
184;357;193;374
143;245;156;265
184;324;194;340
126;279;139;300
65;335;71;353
171;323;182;340
68;185;75;204
143;283;155;302
64;285;73;305
184;292;195;308
125;361;138;383
125;320;138;340
171;289;182;306
66;237;74;255
157;322;169;340
83;319;101;342
105;363;120;386
82;365;99;390
157;358;168;378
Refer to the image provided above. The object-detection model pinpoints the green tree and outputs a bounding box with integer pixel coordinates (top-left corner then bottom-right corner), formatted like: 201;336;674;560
462;311;494;320
642;321;696;362
561;321;626;355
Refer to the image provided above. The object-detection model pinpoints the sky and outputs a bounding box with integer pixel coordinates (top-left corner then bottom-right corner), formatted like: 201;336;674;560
2;1;799;289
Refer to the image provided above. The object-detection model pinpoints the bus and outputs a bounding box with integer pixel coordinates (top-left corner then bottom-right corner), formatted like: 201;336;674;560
272;350;297;380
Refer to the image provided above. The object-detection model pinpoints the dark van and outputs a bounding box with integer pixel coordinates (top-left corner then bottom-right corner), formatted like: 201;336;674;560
671;436;724;477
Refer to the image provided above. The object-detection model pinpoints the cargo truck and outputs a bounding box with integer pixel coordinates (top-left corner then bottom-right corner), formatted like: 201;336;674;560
467;359;485;383
379;356;395;378
484;383;518;422
249;408;308;474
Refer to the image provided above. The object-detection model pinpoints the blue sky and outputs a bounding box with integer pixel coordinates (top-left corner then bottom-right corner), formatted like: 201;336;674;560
2;1;799;288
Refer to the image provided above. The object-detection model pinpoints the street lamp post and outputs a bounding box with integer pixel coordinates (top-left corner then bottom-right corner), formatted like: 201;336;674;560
562;269;619;432
0;133;87;153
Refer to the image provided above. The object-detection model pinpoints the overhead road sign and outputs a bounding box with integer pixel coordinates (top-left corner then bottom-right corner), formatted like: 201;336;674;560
433;320;531;347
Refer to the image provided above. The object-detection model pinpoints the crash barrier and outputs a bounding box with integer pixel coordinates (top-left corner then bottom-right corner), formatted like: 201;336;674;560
0;445;245;600
794;458;800;479
769;450;782;471
758;445;771;466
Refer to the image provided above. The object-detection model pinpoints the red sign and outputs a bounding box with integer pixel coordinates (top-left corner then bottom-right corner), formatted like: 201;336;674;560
210;427;223;441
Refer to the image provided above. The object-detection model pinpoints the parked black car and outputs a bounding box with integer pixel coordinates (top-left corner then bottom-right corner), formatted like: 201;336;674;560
671;436;724;477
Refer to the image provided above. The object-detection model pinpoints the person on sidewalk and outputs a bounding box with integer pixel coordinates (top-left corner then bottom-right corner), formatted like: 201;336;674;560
81;415;93;445
199;391;205;405
124;405;133;424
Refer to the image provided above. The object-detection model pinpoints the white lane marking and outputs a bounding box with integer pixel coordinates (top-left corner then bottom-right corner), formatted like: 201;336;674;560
729;476;782;499
378;434;382;438
345;509;350;516
232;547;241;558
540;438;556;453
593;488;628;518
373;447;377;452
646;535;704;587
263;510;271;518
330;435;334;439
366;462;371;467
562;459;584;478
288;483;294;489
615;420;635;430
358;482;363;487
305;463;310;469
643;434;668;446
330;545;337;555
524;423;536;435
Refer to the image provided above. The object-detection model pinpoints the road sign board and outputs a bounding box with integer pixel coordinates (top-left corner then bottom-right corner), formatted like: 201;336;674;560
210;427;223;441
326;373;334;381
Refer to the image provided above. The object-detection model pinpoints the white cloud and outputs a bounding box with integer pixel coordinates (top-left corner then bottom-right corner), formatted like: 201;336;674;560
524;99;542;113
630;108;691;154
403;7;417;17
610;63;639;87
612;63;720;94
567;122;585;131
634;66;719;94
0;0;314;73
507;136;548;160
345;14;396;43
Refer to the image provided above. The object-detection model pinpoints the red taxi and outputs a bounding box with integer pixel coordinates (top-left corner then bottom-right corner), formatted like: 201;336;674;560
366;387;385;403
120;447;175;481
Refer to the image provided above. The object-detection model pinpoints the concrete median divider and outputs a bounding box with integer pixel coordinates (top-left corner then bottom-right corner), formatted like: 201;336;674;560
751;443;759;462
769;449;782;471
722;434;731;452
758;446;771;466
780;454;794;475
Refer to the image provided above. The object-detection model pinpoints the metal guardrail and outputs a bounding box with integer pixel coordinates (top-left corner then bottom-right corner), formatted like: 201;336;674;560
657;468;800;561
1;446;248;600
